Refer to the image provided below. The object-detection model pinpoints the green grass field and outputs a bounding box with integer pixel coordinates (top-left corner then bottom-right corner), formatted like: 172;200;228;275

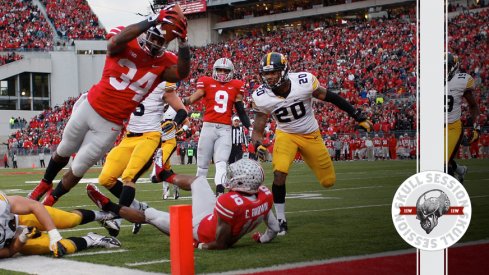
1;159;488;274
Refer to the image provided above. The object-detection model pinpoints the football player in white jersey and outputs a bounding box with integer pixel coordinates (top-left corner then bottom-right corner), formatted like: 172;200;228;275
0;192;120;258
445;53;480;183
93;81;187;236
251;52;373;235
151;104;190;200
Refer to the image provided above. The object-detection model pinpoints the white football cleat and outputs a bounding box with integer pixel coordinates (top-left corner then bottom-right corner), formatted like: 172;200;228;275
163;184;170;200
86;232;121;248
100;218;121;237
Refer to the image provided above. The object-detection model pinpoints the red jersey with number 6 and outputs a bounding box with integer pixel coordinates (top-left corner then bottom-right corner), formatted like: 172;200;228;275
197;186;273;243
87;26;178;125
196;76;244;125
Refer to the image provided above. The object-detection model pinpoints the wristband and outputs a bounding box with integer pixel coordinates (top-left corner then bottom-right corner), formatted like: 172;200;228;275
197;243;204;250
48;229;62;242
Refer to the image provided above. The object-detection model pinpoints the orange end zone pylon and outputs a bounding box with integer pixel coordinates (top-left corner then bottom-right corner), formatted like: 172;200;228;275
170;205;194;275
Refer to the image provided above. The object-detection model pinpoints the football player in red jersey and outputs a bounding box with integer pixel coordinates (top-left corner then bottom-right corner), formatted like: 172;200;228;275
181;58;251;196
27;5;191;206
86;158;280;250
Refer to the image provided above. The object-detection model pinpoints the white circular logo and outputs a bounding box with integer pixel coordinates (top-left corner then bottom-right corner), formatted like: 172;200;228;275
391;171;471;251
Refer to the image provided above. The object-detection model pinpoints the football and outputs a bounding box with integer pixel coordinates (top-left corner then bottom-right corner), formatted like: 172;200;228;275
160;4;186;43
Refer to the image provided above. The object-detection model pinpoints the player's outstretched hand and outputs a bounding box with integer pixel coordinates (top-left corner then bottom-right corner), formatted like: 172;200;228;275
18;226;42;243
353;109;373;132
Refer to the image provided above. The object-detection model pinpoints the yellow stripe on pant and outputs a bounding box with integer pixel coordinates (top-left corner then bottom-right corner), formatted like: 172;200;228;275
445;120;462;163
18;206;82;255
99;131;161;188
272;129;335;188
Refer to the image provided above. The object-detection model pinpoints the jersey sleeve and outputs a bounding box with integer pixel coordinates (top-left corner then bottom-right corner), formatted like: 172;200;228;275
466;75;475;90
196;76;207;90
311;74;320;91
235;80;245;94
164;82;177;92
106;26;125;39
214;195;237;224
251;86;270;114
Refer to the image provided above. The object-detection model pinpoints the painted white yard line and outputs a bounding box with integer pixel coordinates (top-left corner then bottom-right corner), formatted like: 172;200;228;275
125;259;171;266
60;224;133;233
286;203;392;214
0;255;162;275
66;249;128;257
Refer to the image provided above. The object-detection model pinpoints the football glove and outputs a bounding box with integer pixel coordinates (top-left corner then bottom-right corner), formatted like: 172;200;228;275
352;109;373;132
468;124;480;144
255;142;267;162
252;232;262;243
18;226;41;243
51;240;67;258
48;229;65;257
161;121;177;135
358;120;374;132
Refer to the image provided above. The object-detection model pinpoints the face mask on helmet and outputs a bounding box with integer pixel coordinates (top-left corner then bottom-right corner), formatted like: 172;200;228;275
224;159;264;194
259;52;289;90
213;58;234;82
138;26;168;57
446;52;460;81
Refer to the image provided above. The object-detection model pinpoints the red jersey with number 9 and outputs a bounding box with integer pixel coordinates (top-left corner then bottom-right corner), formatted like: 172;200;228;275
197;186;273;243
196;76;244;125
87;26;177;125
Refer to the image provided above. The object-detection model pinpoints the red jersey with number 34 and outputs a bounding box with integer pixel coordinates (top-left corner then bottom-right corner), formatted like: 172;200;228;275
87;26;177;125
197;186;273;243
196;76;244;125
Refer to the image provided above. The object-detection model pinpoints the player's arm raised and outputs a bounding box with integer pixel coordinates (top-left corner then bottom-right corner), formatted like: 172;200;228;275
107;8;174;56
160;38;190;82
312;85;373;132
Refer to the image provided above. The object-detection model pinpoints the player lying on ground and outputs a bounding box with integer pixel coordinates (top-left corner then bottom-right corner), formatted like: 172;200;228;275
0;192;120;258
87;158;279;250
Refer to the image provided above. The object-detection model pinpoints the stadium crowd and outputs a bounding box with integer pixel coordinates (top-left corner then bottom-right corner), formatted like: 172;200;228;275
3;4;489;162
0;0;53;50
41;0;106;40
0;52;23;66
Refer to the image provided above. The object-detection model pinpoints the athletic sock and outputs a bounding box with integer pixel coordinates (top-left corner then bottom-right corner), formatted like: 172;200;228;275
119;185;135;207
108;180;123;198
43;156;69;183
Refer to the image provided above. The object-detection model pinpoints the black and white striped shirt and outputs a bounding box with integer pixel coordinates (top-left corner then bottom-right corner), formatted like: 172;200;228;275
231;126;248;146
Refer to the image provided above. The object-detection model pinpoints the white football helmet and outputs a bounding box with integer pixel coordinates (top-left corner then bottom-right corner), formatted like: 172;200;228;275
224;159;264;194
212;58;234;82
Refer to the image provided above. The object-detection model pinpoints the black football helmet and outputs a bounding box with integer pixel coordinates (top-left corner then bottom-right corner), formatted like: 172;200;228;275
259;52;289;89
446;52;459;81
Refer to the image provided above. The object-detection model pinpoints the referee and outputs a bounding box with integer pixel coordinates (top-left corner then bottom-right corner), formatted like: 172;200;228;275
229;116;248;164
